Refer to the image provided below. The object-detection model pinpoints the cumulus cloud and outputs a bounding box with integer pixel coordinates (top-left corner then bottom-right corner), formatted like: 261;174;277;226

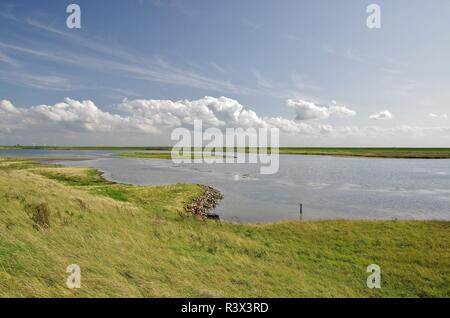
0;96;334;139
119;96;318;135
0;98;159;134
369;110;393;120
287;99;356;121
0;100;20;114
428;113;448;119
2;97;450;146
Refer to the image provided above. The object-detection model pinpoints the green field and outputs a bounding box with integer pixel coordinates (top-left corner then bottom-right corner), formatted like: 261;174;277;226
0;157;448;297
2;146;450;159
277;147;450;158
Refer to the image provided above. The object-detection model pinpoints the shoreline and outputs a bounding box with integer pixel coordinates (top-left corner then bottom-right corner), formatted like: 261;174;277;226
2;156;448;223
2;146;450;159
115;151;450;160
184;184;224;219
64;163;450;224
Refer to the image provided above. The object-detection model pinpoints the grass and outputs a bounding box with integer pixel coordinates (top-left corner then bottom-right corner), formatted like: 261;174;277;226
0;157;449;297
276;147;450;159
32;166;109;186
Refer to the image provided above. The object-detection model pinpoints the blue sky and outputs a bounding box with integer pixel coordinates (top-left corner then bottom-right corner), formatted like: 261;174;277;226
0;0;450;146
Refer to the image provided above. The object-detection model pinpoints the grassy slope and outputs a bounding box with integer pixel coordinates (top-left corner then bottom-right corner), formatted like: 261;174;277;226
0;158;449;297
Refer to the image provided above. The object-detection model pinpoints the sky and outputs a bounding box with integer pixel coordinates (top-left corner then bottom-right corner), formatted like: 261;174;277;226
0;0;449;146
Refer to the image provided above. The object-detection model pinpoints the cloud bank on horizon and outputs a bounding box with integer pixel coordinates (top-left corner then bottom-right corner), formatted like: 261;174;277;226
0;96;337;137
1;96;449;147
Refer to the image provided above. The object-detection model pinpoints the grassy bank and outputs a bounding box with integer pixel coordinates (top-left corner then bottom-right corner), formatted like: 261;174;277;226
0;158;449;297
3;146;450;159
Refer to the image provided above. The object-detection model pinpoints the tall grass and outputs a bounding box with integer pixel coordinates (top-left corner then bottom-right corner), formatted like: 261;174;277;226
0;158;448;297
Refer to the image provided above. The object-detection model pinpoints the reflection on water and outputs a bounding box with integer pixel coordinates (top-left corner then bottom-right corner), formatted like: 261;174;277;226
1;149;449;222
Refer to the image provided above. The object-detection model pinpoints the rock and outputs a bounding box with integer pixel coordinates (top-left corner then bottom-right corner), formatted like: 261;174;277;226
185;184;223;220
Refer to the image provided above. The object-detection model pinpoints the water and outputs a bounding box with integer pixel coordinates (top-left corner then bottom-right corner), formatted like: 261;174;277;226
2;149;449;222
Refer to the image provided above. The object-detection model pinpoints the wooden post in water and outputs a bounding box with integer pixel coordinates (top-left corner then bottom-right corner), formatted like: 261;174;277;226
299;203;303;220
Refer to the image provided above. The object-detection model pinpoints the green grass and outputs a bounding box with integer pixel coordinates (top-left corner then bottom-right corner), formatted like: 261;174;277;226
0;158;43;171
0;157;449;297
31;167;110;186
277;147;450;159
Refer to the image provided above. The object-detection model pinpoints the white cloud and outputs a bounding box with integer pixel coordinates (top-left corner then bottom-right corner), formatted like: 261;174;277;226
263;117;314;135
0;97;324;138
118;96;316;134
0;71;75;91
3;97;450;146
0;100;21;114
328;100;357;118
0;98;160;134
287;99;356;121
369;110;393;120
428;113;448;119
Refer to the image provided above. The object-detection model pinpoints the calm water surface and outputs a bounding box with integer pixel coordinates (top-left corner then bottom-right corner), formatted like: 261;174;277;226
2;149;449;222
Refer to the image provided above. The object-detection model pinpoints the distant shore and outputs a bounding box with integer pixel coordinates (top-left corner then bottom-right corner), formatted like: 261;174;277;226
2;146;450;159
5;156;97;162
